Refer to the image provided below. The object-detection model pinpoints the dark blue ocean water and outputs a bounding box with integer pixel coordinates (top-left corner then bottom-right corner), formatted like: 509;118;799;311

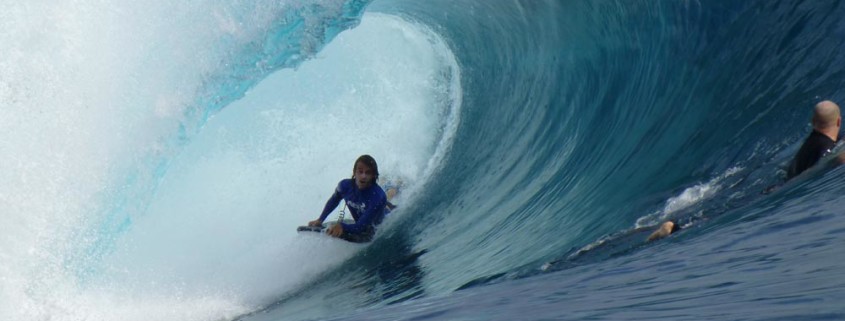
4;0;845;320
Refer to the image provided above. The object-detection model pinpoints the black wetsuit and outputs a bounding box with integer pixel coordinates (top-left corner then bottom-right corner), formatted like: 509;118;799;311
787;130;836;179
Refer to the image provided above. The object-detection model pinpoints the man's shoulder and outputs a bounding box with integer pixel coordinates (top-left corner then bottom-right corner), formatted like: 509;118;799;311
366;185;388;207
809;130;836;146
797;131;835;157
788;131;838;179
371;184;387;198
337;179;354;191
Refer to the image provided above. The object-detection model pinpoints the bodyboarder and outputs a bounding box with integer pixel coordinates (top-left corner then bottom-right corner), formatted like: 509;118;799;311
306;155;388;243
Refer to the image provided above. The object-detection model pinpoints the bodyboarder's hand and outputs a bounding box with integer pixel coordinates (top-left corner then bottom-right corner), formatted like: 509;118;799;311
327;223;344;237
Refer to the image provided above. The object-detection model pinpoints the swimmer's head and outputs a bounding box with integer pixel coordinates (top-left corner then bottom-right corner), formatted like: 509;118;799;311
812;100;841;130
669;220;682;234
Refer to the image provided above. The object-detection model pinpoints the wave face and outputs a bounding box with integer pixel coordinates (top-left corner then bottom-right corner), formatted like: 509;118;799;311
5;0;845;321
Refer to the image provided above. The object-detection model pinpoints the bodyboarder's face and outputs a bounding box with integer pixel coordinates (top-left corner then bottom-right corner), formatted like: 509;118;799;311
354;162;375;189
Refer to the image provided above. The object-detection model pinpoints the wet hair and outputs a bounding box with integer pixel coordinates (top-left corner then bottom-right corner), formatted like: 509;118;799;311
352;154;379;181
669;220;682;234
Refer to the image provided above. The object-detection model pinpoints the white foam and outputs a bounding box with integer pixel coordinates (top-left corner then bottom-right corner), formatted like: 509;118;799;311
0;1;242;319
636;167;742;228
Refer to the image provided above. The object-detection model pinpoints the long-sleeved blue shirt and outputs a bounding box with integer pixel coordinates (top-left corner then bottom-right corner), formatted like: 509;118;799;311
318;179;387;234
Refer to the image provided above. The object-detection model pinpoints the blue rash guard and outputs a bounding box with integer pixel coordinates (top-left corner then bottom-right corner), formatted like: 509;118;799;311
318;179;387;235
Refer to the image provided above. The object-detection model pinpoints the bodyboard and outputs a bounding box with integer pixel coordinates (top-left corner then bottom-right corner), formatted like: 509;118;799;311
296;225;325;233
296;219;355;233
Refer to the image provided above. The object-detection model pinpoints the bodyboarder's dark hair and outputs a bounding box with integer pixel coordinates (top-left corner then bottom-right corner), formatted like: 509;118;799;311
352;154;379;181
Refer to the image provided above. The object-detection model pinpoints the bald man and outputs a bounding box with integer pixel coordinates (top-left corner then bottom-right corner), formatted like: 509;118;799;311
787;100;841;180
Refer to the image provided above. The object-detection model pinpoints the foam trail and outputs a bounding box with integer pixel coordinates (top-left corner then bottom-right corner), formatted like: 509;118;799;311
636;167;743;228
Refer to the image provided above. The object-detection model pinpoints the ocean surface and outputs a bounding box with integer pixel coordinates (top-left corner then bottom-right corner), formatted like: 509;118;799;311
3;0;845;320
